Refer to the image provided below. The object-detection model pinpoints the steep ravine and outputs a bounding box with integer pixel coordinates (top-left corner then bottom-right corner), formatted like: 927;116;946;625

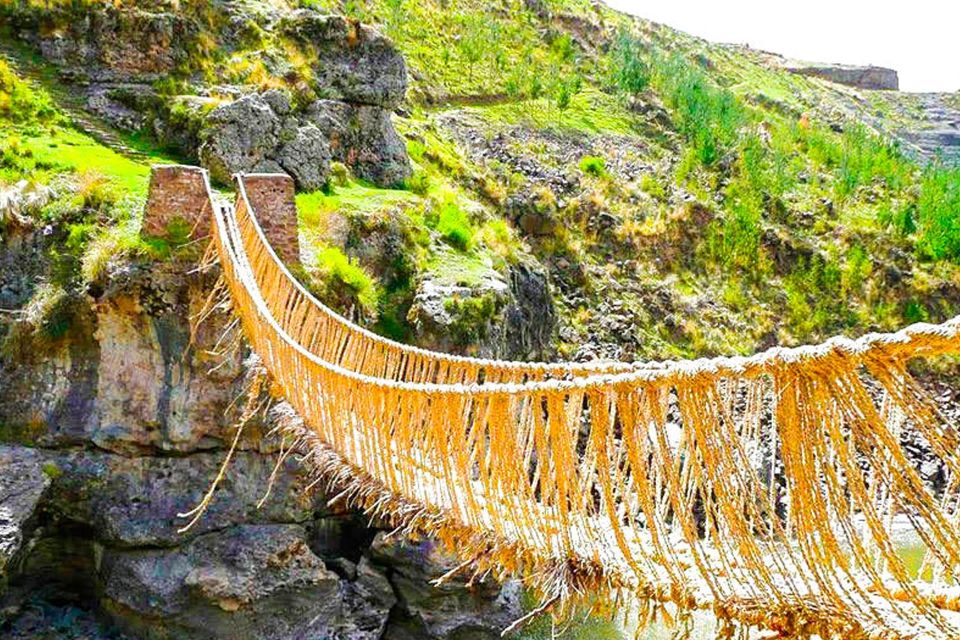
0;245;522;639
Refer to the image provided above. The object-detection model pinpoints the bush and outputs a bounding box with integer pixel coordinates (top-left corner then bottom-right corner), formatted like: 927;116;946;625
329;161;350;187
578;155;608;178
915;164;960;261
316;246;380;315
444;292;500;347
608;29;649;95
436;202;473;251
652;53;743;167
552;73;581;113
0;59;56;123
835;125;910;199
640;173;666;199
403;169;430;195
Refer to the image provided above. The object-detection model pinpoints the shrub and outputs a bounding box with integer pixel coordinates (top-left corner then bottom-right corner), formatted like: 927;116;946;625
444;292;500;347
640;173;666;199
329;161;350;187
608;29;649;95
652;53;743;167
316;246;379;315
76;170;119;212
835;125;910;199
552;73;581;113
578;155;608;178
436;202;473;251
0;59;56;123
81;217;146;283
403;169;430;195
915;163;960;261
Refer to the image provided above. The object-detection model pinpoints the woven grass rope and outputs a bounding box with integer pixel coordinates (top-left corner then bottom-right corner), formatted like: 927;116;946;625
199;172;960;639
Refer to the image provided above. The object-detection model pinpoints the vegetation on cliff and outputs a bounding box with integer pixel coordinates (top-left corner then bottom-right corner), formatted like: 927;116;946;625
2;0;960;362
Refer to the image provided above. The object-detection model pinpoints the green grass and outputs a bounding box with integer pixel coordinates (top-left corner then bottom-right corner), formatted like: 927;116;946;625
435;201;474;250
297;181;421;228
915;163;960;261
14;127;165;194
479;88;641;136
428;248;498;287
578;155;608;178
0;58;56;123
315;245;380;314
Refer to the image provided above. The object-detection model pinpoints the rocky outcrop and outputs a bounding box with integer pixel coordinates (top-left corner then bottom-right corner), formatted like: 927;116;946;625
278;12;407;109
98;524;344;640
199;89;411;189
306;99;412;187
0;447;49;581
9;4;411;189
371;535;522;639
785;62;899;91
409;260;556;360
0;230;522;638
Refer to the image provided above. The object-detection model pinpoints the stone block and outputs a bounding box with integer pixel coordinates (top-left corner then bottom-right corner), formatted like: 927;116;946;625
142;165;213;241
236;173;300;266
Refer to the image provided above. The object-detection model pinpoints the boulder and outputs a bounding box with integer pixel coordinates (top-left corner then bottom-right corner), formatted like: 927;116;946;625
409;261;556;360
408;277;510;357
333;557;397;640
27;4;190;82
0;446;50;581
371;534;522;639
306;99;412;186
277;124;332;192
99;524;342;639
198;93;283;185
278;11;407;108
42;450;324;547
503;261;556;360
199;92;409;189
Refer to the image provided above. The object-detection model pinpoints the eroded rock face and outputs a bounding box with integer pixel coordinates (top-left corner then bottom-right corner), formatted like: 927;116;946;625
198;94;284;184
0;256;525;639
307;99;412;187
10;4;410;190
409;261;556;360
43;451;323;548
0;447;49;581
372;534;523;639
278;11;407;109
0;266;249;454
99;524;341;639
200;91;410;189
785;63;899;91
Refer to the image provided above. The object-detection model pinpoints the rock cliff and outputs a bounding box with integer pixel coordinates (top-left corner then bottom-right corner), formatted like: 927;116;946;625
0;226;520;639
5;3;412;188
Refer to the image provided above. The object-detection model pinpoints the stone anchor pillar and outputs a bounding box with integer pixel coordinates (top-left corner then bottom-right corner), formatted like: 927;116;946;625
140;165;214;241
234;173;301;266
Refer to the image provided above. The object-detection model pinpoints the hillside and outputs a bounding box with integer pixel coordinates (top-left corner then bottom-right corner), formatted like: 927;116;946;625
3;0;960;365
2;3;960;636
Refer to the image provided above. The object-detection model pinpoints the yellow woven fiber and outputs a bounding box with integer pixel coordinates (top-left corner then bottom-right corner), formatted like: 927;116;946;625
209;175;960;639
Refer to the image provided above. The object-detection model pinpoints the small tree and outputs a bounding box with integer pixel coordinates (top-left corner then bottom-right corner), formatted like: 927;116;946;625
609;28;649;95
553;72;582;116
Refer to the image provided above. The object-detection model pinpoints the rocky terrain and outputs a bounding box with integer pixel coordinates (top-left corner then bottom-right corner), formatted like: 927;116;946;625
0;251;522;639
2;0;960;638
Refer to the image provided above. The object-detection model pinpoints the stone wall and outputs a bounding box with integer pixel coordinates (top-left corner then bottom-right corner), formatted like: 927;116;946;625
237;173;301;267
141;165;212;241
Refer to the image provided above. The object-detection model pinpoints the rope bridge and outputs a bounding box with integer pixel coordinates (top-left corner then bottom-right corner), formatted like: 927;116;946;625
196;171;960;639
